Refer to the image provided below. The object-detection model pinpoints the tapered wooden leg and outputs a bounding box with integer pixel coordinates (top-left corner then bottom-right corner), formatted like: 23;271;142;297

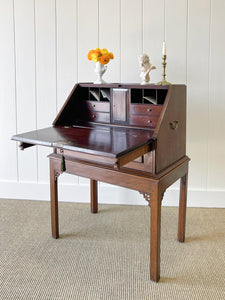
50;160;59;239
150;184;161;282
178;172;188;242
90;179;98;213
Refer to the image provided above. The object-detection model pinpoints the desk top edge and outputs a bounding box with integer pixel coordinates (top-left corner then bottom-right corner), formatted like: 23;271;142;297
78;82;186;89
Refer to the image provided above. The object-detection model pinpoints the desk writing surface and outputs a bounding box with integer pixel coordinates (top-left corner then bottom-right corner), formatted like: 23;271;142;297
12;125;154;159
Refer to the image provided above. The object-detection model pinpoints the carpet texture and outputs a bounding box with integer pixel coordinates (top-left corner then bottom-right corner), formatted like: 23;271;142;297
0;199;224;299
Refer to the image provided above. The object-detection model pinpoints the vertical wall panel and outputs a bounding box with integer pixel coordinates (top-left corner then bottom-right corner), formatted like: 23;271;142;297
77;0;98;82
187;0;211;189
0;0;18;181
14;0;37;182
77;0;98;184
121;0;142;82
208;0;225;189
35;0;57;183
56;0;78;184
143;0;164;84
56;0;78;111
1;0;225;206
99;0;120;83
165;0;187;83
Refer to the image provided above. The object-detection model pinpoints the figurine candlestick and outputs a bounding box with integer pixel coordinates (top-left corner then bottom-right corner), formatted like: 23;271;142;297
157;55;171;85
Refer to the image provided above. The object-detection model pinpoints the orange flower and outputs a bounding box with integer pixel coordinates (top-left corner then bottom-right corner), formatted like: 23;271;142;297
91;53;99;62
99;54;110;65
109;52;114;59
94;49;101;55
101;48;109;55
88;50;95;60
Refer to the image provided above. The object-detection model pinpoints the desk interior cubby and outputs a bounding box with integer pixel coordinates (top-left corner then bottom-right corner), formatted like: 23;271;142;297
143;89;157;104
54;84;169;129
131;89;143;103
89;88;111;102
157;89;168;104
131;87;168;105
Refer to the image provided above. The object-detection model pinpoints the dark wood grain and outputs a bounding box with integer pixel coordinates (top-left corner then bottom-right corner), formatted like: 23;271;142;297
130;114;159;128
87;111;110;123
150;183;161;282
48;153;189;282
112;88;129;123
178;172;188;242
90;179;98;213
50;159;59;239
130;104;163;116
86;101;110;112
12;82;190;283
154;85;186;173
12;125;154;159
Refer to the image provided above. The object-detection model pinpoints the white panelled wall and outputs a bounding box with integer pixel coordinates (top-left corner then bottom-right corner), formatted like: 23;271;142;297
0;0;224;207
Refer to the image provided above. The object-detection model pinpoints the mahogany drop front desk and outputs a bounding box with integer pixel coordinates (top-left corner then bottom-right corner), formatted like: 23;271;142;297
12;83;190;282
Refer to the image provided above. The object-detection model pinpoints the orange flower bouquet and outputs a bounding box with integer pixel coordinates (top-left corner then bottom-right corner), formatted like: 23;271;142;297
88;48;114;84
88;48;114;65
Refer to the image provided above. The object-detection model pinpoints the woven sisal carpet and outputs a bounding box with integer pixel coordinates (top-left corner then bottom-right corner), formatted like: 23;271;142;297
0;199;224;299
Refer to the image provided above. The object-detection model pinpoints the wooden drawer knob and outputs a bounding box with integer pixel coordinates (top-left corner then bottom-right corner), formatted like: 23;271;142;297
147;120;152;123
147;108;152;112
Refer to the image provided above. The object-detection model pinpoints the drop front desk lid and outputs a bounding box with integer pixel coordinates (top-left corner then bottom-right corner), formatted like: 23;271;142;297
12;124;154;168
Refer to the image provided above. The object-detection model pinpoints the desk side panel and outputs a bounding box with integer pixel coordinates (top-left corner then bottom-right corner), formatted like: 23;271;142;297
53;84;88;126
155;85;186;173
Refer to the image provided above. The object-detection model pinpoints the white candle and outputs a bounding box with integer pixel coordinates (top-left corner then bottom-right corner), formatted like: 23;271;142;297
162;41;166;56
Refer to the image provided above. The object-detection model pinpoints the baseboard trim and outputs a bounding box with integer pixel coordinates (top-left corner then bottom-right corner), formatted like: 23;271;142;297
0;181;224;208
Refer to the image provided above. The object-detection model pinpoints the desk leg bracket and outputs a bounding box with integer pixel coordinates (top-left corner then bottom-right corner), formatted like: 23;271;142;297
141;193;151;206
140;192;165;207
54;171;61;181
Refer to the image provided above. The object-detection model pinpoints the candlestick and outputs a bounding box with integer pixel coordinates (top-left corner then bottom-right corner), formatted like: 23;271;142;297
162;41;166;55
156;54;171;85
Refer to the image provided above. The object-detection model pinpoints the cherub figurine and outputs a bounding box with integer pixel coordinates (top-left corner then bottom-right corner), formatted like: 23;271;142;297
139;54;156;85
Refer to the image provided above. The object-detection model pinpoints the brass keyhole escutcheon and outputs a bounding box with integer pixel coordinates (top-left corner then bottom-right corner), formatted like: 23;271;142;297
170;120;179;130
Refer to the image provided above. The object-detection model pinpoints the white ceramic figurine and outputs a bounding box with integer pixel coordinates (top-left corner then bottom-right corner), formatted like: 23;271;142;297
139;54;156;85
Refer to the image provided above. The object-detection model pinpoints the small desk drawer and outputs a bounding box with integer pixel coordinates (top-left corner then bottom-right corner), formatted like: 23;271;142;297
130;115;159;128
130;104;162;116
86;101;110;112
88;111;110;123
